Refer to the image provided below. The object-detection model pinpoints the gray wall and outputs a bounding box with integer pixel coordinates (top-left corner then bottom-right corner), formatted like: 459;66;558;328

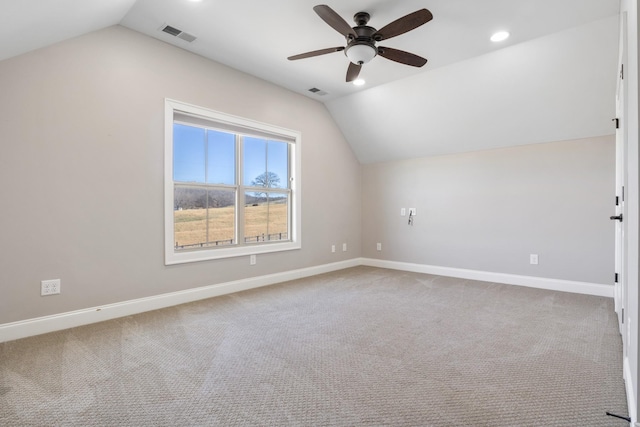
361;136;615;284
0;26;362;324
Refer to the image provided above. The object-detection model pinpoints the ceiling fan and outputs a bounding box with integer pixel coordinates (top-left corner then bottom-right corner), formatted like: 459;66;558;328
288;4;433;82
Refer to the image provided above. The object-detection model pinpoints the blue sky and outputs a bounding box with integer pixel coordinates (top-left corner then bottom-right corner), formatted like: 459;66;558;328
173;124;288;187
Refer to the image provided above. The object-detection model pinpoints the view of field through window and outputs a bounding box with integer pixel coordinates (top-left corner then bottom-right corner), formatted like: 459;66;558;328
173;123;290;250
173;191;289;249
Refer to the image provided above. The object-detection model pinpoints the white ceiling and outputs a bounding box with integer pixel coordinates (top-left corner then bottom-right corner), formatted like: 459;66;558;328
0;0;621;162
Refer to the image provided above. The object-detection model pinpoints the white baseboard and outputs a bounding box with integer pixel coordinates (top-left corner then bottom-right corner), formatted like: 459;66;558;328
361;258;613;298
0;259;360;343
0;257;613;343
625;356;637;425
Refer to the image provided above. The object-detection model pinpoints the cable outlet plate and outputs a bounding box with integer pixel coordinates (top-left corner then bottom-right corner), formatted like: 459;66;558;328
41;279;61;296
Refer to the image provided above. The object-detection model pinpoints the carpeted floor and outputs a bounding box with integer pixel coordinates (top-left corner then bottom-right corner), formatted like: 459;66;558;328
0;266;629;426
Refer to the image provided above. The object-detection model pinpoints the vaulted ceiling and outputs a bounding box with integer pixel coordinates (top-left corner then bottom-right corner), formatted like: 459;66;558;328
0;0;620;163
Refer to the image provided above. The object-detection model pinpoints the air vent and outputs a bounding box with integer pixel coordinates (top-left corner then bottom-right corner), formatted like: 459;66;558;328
178;32;197;43
161;25;181;37
160;24;197;43
308;87;328;96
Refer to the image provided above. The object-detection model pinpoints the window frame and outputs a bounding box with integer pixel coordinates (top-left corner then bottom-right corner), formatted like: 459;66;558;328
164;99;301;265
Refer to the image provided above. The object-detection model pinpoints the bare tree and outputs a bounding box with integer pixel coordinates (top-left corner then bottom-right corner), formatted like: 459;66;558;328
251;172;280;199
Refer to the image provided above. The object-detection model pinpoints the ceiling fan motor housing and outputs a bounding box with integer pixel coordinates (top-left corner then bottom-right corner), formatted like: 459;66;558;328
345;15;378;65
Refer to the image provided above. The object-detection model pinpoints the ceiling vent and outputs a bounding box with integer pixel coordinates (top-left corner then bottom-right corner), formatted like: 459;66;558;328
308;87;328;96
160;24;197;43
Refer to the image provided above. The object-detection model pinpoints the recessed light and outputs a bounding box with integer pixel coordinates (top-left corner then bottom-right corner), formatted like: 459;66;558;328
353;79;365;86
490;31;510;42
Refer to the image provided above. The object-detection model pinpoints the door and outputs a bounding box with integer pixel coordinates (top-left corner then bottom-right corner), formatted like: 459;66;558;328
613;14;627;342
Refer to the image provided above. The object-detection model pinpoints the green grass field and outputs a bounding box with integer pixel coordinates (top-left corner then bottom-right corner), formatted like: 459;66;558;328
174;203;288;248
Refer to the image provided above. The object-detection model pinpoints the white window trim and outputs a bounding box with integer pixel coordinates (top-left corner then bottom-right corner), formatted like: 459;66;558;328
164;99;302;265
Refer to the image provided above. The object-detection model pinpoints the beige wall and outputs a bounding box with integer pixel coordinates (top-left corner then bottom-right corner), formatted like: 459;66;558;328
0;25;362;324
361;136;615;285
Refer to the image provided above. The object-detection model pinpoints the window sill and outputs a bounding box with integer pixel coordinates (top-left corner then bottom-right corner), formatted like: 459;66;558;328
165;240;301;265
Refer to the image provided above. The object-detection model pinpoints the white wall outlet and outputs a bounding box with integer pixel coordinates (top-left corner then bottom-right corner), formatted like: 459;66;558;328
41;279;61;296
409;208;417;216
529;254;539;265
342;243;347;252
400;208;406;216
331;245;336;253
376;243;382;251
250;254;256;265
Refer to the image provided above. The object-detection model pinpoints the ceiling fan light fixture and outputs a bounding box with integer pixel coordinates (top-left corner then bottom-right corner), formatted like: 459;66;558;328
345;43;377;65
490;31;510;42
353;78;365;86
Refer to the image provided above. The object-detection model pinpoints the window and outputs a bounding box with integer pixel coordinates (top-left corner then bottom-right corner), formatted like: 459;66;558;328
165;99;301;264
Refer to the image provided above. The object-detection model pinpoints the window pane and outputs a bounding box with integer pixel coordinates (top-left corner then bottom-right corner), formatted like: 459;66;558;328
207;189;236;246
174;124;205;183
174;186;207;249
267;141;289;188
207;130;235;185
244;192;289;243
243;137;266;186
174;186;236;250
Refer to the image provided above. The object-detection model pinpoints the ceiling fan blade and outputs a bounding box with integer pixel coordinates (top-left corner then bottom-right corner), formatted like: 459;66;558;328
313;5;357;38
378;47;427;67
346;62;361;82
288;46;344;60
374;9;433;41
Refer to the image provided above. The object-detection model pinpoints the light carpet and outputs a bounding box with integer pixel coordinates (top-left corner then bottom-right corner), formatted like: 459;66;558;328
0;266;629;426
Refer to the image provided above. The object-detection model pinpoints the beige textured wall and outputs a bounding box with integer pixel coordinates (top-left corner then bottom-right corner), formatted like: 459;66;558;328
0;26;361;324
361;136;615;284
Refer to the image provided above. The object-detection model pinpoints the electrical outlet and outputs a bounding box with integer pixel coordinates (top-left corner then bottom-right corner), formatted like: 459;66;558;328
529;254;539;265
331;245;336;253
250;254;256;265
400;208;406;216
376;243;382;251
342;243;347;252
41;279;61;296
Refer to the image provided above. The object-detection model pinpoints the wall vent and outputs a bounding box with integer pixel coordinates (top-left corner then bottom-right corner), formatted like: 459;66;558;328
160;24;197;43
308;87;328;96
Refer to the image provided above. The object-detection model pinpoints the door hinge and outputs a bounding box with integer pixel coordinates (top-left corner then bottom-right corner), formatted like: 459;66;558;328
613;118;620;129
621;64;624;80
616;196;619;206
615;273;619;283
622;308;625;323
